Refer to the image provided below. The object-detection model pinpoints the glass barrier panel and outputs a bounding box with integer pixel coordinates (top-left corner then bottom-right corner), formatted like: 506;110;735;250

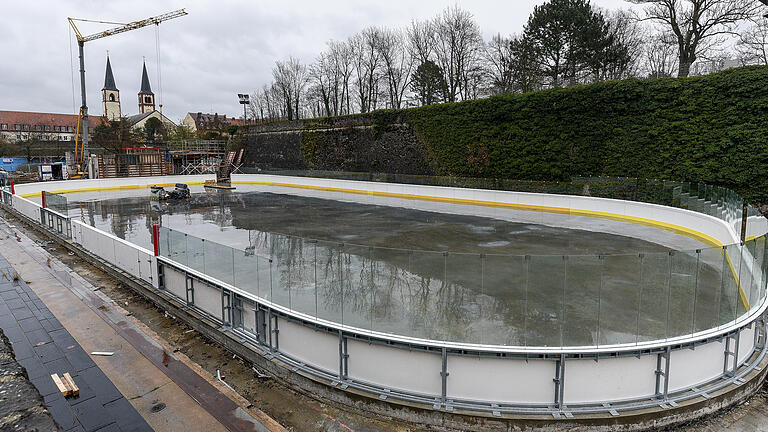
315;241;344;324
667;250;697;338
444;252;482;344
599;254;642;346
370;247;416;338
719;245;741;326
233;247;261;299
202;240;234;285
563;255;601;347
483;254;525;346
158;227;170;257
526;255;565;347
340;244;373;331
760;236;768;306
637;252;670;342
267;234;291;311
186;235;204;272
408;249;448;341
694;247;724;333
741;239;757;314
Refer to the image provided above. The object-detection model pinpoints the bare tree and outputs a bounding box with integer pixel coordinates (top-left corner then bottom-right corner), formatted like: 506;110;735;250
407;19;436;66
273;57;308;120
433;6;484;102
377;28;413;109
643;31;679;78
350;28;384;113
628;0;759;77
484;34;516;95
737;16;768;66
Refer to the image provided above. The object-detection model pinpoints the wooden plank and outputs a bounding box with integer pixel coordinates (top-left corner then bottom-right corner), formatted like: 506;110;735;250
51;373;71;397
62;372;79;397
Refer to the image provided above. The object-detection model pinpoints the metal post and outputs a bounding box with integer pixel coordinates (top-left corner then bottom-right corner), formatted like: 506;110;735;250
741;202;748;242
41;191;47;209
78;41;89;157
152;224;160;257
553;356;566;410
440;347;449;408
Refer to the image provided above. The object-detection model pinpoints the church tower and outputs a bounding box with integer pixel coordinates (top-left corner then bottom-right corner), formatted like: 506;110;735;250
101;56;121;121
138;61;155;114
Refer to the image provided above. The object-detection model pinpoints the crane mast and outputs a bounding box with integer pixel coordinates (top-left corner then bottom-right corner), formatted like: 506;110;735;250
67;9;187;174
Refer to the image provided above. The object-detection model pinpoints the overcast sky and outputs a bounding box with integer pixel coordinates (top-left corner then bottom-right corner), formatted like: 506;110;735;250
0;0;634;123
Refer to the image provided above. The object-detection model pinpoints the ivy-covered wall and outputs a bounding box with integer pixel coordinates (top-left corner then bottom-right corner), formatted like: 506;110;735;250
238;66;768;201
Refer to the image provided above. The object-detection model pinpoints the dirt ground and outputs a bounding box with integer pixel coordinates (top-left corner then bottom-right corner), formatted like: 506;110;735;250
8;214;768;432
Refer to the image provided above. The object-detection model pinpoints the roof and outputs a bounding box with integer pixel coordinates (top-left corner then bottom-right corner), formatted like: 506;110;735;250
186;112;236;129
126;112;153;125
139;62;153;95
0;110;103;129
103;56;118;91
126;110;175;127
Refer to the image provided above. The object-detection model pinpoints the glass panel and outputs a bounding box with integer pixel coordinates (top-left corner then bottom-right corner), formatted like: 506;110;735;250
483;254;525;346
233;247;260;298
637;252;670;342
370;247;413;337
268;235;290;310
719;245;741;327
202;240;233;285
564;255;601;347
526;255;565;347
599;254;641;345
444;252;482;344
740;239;757;315
186;235;204;272
694;247;724;333
341;244;373;330
158;227;170;257
667;250;697;338
315;240;343;324
408;249;446;341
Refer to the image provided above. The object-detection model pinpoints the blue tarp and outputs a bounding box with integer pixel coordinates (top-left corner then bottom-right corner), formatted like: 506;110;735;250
0;157;28;172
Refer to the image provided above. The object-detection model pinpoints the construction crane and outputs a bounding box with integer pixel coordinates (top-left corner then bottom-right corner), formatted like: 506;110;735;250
67;9;187;176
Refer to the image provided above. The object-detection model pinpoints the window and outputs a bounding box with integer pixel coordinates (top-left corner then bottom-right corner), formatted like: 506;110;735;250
34;125;41;131
1;124;6;130
14;124;21;131
68;126;73;132
23;124;29;131
144;96;152;104
45;125;50;131
109;94;115;102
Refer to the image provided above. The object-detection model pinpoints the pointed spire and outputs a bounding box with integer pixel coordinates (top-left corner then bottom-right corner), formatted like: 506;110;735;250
139;61;153;95
103;56;118;91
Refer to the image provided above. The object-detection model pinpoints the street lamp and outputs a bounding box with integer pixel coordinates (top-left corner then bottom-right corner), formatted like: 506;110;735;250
238;93;250;126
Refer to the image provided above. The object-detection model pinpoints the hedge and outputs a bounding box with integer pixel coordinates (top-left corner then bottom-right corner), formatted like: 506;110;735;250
400;66;768;202
242;66;768;202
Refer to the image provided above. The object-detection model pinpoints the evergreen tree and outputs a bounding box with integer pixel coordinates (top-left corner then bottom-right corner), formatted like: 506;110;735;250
410;60;448;106
523;0;625;87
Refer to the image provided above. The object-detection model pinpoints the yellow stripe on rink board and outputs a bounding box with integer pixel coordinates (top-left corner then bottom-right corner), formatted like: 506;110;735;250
17;178;751;310
19;182;207;198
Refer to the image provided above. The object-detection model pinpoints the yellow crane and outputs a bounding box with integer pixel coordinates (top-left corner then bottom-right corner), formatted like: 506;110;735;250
68;9;187;177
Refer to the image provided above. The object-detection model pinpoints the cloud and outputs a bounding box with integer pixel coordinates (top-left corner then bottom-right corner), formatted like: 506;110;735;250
0;0;634;123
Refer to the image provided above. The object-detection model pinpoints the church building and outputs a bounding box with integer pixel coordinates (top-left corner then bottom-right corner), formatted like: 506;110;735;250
101;56;175;133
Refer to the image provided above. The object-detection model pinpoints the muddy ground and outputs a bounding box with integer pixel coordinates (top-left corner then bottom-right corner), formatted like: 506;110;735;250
7;213;768;432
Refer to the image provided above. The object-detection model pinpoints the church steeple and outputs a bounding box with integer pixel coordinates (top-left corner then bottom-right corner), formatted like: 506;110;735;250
138;61;155;114
101;56;121;120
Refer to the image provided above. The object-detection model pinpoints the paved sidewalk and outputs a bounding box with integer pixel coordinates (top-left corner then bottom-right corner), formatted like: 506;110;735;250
0;252;151;432
0;213;276;432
